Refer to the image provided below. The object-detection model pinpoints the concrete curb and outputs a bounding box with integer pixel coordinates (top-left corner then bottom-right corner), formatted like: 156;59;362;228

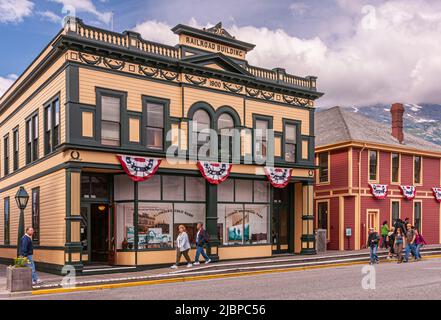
29;252;441;297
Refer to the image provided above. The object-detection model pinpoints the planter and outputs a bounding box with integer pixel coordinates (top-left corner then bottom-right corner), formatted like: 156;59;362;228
6;266;33;292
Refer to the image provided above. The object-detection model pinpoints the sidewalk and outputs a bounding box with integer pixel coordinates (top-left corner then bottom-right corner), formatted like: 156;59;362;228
1;244;441;295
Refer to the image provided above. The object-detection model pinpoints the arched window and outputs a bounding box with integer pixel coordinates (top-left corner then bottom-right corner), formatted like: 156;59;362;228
193;109;211;156
218;113;234;158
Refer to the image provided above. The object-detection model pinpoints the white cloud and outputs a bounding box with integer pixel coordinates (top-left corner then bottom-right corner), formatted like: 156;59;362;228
129;0;441;107
50;0;113;25
0;74;18;97
289;2;309;15
37;10;62;23
0;0;34;23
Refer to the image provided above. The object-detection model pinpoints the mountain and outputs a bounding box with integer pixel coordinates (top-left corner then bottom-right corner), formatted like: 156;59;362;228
345;104;441;146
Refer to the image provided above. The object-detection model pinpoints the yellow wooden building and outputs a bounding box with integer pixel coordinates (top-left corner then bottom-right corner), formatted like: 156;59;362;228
0;18;322;274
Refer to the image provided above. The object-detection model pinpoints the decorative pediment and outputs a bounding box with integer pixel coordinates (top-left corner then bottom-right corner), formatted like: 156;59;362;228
203;22;235;40
181;53;252;76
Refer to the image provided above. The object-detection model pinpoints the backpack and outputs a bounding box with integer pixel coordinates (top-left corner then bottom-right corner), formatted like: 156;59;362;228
202;230;210;243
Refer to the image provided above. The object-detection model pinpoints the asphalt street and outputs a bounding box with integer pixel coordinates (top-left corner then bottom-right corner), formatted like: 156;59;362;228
17;257;441;300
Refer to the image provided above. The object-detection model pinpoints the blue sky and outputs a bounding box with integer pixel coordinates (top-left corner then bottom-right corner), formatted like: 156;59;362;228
1;0;440;107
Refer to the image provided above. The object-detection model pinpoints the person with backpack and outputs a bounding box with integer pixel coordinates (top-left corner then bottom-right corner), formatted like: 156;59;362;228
193;222;212;265
404;224;417;263
387;227;395;259
394;228;405;263
367;227;380;264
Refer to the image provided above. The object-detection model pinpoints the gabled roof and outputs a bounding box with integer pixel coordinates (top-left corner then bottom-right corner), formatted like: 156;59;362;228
315;106;441;153
180;53;253;76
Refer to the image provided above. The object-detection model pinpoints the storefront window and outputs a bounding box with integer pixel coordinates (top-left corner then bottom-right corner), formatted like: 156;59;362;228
116;203;135;250
138;175;161;200
82;174;109;199
217;179;270;246
138;203;173;249
114;175;206;250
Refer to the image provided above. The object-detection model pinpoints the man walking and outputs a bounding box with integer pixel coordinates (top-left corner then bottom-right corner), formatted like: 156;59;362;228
404;224;417;262
193;222;212;265
367;227;380;264
19;227;41;285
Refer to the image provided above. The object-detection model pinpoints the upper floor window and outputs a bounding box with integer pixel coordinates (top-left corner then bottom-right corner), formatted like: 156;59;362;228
284;124;297;162
26;113;39;164
146;102;164;150
255;119;269;160
218;113;234;159
101;95;121;146
391;153;400;183
3;135;9;176
13;127;19;171
414;156;422;184
369;150;378;181
44;97;60;155
318;152;329;183
193;109;211;157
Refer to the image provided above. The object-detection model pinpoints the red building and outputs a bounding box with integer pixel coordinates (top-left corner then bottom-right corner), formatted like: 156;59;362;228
314;104;441;251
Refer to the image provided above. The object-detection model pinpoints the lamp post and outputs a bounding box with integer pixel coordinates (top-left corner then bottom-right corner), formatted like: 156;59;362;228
15;187;29;257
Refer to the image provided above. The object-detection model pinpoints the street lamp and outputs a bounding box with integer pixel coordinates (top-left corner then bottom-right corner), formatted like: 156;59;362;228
15;187;29;256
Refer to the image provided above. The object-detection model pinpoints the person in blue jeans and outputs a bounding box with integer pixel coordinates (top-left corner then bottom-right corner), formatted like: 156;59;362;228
367;227;380;264
404;224;417;262
19;227;41;285
193;222;212;265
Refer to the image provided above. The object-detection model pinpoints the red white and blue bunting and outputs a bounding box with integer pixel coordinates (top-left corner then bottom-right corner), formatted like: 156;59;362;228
117;155;162;182
264;167;292;189
400;185;416;200
197;161;232;185
369;184;388;199
432;188;441;202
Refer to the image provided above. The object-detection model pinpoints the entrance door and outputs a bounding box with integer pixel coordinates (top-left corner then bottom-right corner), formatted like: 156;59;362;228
272;187;292;254
90;204;110;263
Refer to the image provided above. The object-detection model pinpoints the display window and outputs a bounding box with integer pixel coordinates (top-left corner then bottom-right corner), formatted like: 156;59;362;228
217;179;270;246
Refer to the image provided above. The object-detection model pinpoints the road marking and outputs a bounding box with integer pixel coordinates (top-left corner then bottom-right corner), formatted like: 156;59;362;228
31;254;441;296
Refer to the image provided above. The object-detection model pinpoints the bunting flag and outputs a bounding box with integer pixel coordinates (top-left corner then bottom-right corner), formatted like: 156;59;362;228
116;155;162;182
264;167;292;189
369;184;388;199
197;161;232;185
400;185;417;200
432;187;441;202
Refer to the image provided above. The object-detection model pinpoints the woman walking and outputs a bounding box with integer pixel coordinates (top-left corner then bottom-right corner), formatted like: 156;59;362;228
394;228;405;263
381;221;389;249
414;229;427;261
171;225;193;269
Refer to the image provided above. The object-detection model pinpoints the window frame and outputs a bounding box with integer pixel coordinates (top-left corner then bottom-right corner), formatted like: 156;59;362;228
13;126;19;171
391;153;401;184
43;95;61;155
317;152;330;184
253;114;273;163
3;134;9;176
413;155;423;185
25;111;39;165
283;119;300;163
96;88;126;148
142;95;169;152
413;200;422;233
368;150;379;182
31;187;40;244
390;199;401;225
4;197;10;245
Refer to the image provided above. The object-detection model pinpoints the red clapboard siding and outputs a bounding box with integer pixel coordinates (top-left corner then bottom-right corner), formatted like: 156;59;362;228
330;149;349;189
328;197;340;250
344;196;356;250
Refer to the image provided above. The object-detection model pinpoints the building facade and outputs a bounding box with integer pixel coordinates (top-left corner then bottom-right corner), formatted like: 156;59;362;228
314;105;441;251
0;18;322;273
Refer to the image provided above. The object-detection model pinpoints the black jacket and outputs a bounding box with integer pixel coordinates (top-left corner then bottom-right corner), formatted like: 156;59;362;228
19;235;33;257
367;232;380;247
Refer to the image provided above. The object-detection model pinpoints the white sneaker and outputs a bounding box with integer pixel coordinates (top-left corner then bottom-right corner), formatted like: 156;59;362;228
170;265;178;269
187;263;193;268
193;262;200;265
205;259;212;264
